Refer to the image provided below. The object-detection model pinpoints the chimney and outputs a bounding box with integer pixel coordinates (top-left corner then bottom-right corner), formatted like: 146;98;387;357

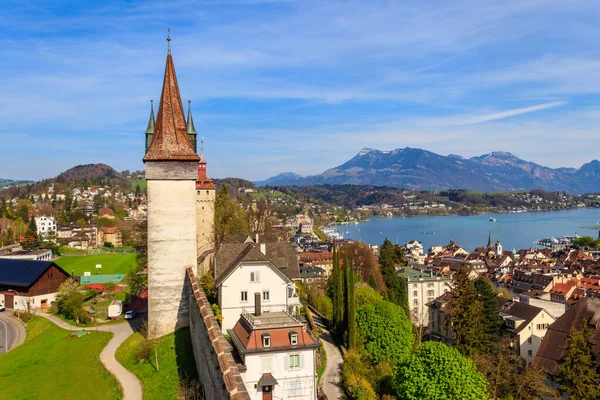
260;243;266;255
254;292;261;316
255;233;260;243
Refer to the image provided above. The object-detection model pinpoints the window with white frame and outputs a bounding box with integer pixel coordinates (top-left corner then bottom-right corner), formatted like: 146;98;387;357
241;291;248;302
262;334;271;348
263;290;270;301
250;271;260;282
290;332;298;345
289;354;300;369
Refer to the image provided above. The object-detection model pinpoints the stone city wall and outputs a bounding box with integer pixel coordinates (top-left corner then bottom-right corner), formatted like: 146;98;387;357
186;267;250;400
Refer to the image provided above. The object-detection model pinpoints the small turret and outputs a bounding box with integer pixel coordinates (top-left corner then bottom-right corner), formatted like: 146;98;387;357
144;100;155;153
187;100;198;154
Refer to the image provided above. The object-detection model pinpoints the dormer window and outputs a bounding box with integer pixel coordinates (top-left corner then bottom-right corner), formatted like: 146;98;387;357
262;333;271;348
290;331;298;346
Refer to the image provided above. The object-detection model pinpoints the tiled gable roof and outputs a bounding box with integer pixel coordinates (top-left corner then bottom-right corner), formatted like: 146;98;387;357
214;242;300;285
534;297;600;374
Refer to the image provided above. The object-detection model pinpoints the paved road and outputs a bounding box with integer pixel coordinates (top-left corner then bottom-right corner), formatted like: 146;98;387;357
0;312;26;355
38;313;144;400
320;330;344;400
308;310;344;400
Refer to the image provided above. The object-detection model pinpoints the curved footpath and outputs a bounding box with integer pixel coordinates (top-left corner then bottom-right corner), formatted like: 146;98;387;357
38;313;143;400
319;330;344;400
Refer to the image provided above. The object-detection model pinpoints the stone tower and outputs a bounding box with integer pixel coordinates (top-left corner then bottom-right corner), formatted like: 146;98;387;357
143;38;199;338
195;137;216;276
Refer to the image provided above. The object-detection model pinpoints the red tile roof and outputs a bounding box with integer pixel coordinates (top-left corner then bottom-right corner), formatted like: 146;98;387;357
143;51;199;162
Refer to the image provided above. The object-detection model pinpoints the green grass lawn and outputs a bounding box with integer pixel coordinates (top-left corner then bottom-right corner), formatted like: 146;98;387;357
0;317;120;400
115;328;198;400
55;254;137;276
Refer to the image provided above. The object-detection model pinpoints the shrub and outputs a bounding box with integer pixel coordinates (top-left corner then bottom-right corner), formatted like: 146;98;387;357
356;300;413;365
393;342;489;400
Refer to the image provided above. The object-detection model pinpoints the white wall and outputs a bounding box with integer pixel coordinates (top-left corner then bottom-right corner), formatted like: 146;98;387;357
408;277;451;326
147;178;197;338
516;311;555;363
219;261;295;331
0;292;58;310
243;349;316;400
35;216;56;237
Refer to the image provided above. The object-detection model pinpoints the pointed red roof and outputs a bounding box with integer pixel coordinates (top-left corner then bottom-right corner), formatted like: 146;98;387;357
143;51;199;162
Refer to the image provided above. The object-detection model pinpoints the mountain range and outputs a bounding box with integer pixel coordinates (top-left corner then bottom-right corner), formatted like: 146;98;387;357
255;148;600;194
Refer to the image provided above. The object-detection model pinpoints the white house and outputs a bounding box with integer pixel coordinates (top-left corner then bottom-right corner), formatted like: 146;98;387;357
35;216;56;237
404;268;452;326
228;301;318;400
214;242;301;331
499;300;555;363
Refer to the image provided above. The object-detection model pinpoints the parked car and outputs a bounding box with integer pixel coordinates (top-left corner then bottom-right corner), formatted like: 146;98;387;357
0;305;5;312
124;310;136;320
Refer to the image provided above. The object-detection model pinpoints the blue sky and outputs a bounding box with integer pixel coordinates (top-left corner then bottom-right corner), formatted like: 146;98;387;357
2;0;600;181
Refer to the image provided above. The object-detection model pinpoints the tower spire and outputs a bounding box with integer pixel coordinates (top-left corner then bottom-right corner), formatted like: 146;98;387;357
145;100;155;152
487;230;493;249
199;137;205;162
167;28;171;53
187;100;198;153
143;38;198;162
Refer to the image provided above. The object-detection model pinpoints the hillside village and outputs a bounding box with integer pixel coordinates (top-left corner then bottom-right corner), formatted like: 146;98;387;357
1;40;599;400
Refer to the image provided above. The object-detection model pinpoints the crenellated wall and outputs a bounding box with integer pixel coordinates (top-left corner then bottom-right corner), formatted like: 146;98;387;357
186;267;250;400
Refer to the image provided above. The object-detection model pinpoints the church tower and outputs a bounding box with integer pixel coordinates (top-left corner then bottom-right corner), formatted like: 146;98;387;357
143;36;199;338
495;237;503;257
195;135;216;275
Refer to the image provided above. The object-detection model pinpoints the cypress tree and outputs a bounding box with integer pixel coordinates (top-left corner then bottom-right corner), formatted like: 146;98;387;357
331;243;341;334
335;245;344;337
347;257;357;350
379;238;403;306
342;251;349;335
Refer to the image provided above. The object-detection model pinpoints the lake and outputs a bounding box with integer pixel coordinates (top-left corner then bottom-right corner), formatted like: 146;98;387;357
334;208;600;252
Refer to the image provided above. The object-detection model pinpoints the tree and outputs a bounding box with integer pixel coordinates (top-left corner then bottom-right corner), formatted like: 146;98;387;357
341;241;387;294
347;257;357;350
472;339;557;400
559;321;600;400
573;236;597;248
356;300;413;365
354;283;383;308
446;269;485;356
474;276;502;344
393;342;489;400
56;278;89;323
214;184;249;245
16;200;31;223
331;244;344;337
379;238;406;313
26;217;38;238
132;220;148;269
